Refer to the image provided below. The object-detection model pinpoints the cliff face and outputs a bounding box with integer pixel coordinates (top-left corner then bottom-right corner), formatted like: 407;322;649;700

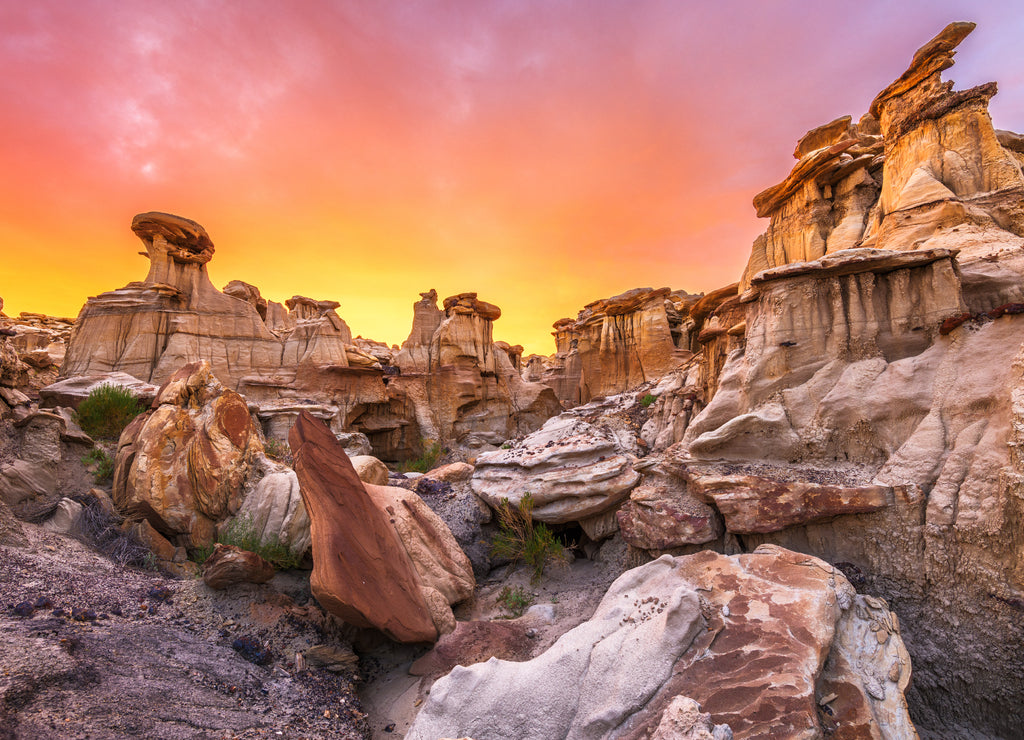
673;23;1024;734
528;286;740;407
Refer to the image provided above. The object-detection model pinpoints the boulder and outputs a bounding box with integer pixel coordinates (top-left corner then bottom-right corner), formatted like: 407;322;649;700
350;455;389;486
226;460;310;556
202;543;275;589
112;361;263;545
472;414;640;524
42;497;84;534
407;546;915;739
290;411;473;643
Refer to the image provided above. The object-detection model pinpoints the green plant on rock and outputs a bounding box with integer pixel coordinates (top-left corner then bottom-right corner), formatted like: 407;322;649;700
74;384;146;441
640;393;658;408
263;437;290;462
496;585;533;618
491;493;567;583
82;447;115;483
401;439;444;473
213;514;303;570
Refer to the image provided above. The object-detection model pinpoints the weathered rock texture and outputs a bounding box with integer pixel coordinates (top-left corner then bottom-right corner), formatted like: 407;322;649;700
357;291;559;458
202;543;275;589
408;546;915;739
58;218;559;461
661;23;1024;736
528;287;734;407
289;411;473;643
472;404;642;525
112;361;263;547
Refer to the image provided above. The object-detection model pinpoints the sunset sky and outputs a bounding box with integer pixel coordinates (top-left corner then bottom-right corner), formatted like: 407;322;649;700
2;1;1022;355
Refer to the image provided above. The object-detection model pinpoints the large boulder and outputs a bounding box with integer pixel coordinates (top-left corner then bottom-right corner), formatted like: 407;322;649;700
112;361;263;545
407;545;916;739
289;410;473;643
472;413;640;524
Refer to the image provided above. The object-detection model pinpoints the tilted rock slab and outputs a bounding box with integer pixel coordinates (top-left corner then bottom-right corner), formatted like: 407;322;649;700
408;545;916;740
472;414;640;523
290;410;473;643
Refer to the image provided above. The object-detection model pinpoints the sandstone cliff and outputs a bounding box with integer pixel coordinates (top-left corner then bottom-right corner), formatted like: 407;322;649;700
660;23;1024;735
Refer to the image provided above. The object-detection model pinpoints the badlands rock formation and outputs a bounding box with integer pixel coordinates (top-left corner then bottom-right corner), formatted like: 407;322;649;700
641;22;1024;735
289;411;473;643
358;290;559;458
526;286;739;406
57;214;557;460
408;546;916;740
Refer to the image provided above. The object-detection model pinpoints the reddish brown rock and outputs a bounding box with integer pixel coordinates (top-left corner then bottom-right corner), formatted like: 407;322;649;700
202;543;275;589
409;620;533;678
617;477;722;550
691;475;892;534
290;411;471;643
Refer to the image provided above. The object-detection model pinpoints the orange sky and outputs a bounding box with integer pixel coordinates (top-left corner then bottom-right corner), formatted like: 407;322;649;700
2;1;1022;355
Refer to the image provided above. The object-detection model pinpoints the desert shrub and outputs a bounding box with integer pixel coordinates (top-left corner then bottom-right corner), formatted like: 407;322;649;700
73;496;154;569
263;437;291;462
491;493;567;583
496;585;533;618
81;448;115;484
75;384;145;441
401;439;444;473
216;514;303;570
640;393;657;408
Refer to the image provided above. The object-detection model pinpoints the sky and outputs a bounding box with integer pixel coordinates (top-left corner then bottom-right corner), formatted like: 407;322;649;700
1;1;1022;356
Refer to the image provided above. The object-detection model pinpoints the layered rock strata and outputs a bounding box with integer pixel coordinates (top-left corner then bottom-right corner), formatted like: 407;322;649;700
408;546;916;739
58;216;559;460
659;23;1024;734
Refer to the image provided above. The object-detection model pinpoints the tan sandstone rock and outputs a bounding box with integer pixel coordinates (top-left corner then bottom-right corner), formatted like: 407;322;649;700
407;546;915;739
350;455;390;486
112;361;262;545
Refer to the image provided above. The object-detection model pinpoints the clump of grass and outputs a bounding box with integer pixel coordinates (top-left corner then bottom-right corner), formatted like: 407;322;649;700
401;439;444;473
189;542;215;566
491;493;567;583
263;437;291;462
82;448;115;484
74;384;146;441
213;514;303;570
496;585;533;618
640;393;658;408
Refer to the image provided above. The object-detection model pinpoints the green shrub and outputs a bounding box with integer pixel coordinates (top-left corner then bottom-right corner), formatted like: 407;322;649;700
491;493;567;583
401;439;444;473
496;585;533;618
213;514;303;570
264;437;290;462
640;393;657;408
82;448;114;483
75;384;145;441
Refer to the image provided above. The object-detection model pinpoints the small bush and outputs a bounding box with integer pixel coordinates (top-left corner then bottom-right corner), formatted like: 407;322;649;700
82;448;115;483
401;439;444;473
496;585;533;618
215;514;303;570
640;393;657;408
75;384;145;441
263;437;291;463
74;496;154;569
491;493;567;583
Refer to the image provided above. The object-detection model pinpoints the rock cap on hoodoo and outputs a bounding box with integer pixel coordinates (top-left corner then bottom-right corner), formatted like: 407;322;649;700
131;211;214;264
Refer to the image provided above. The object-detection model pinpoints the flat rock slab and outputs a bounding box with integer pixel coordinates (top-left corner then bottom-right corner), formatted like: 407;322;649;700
691;474;892;534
